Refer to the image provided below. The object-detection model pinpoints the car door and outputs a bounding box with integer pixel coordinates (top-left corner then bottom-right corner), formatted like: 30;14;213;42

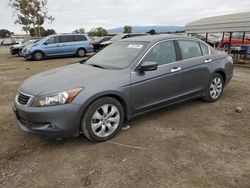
59;35;76;55
131;40;182;114
43;36;62;56
177;40;211;97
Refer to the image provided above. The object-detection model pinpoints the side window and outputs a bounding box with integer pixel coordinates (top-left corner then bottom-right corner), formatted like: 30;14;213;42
178;40;202;60
60;35;78;43
142;41;176;66
46;36;59;44
199;43;209;55
59;36;69;43
232;35;241;40
68;35;75;42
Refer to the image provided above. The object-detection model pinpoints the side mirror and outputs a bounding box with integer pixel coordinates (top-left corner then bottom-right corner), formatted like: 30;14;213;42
140;61;158;71
44;42;48;45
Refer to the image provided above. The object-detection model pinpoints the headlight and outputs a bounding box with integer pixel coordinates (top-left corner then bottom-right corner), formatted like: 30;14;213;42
35;87;83;107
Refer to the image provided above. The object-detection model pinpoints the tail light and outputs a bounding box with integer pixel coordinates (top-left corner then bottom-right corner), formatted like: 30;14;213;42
89;42;94;46
227;56;233;64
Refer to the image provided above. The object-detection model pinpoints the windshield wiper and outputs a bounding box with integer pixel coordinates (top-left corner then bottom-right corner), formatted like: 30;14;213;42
88;64;107;69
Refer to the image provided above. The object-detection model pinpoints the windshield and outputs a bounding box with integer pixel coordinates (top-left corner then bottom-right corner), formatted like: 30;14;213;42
22;40;34;45
37;35;53;44
86;41;147;69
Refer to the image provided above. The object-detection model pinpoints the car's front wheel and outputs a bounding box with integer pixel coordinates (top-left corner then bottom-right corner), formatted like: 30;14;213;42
203;73;224;102
81;97;124;142
33;51;44;61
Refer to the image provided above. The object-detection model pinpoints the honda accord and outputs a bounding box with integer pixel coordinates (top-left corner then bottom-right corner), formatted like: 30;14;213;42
13;35;233;142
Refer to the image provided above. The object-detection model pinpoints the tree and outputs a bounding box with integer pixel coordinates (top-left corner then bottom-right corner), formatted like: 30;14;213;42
30;27;56;37
123;25;132;33
0;29;12;38
45;29;56;36
88;27;108;37
9;0;54;37
9;0;32;36
73;28;86;34
147;29;156;35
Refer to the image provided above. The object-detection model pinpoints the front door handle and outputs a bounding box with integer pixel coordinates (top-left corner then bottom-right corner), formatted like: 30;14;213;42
171;67;182;73
204;59;212;63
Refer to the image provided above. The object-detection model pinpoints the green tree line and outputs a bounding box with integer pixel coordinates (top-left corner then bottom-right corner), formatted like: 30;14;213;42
9;0;55;37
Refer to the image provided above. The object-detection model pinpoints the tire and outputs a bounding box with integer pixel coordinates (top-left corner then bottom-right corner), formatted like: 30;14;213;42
18;49;22;57
81;97;124;142
33;51;44;61
77;48;86;57
202;73;224;102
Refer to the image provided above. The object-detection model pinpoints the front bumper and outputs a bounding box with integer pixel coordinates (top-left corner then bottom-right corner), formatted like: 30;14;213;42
10;48;19;55
23;52;33;59
13;102;82;138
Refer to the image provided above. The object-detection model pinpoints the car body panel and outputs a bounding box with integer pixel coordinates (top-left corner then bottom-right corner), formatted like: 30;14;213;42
131;62;182;113
13;102;81;137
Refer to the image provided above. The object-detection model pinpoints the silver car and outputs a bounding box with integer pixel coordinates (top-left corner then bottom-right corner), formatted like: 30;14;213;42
13;35;233;142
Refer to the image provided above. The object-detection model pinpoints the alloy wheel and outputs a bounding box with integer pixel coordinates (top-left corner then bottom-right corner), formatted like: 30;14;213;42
91;104;120;137
34;52;43;60
210;77;223;99
78;49;86;57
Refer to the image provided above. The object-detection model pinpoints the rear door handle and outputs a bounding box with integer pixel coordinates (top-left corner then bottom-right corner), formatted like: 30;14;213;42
171;67;182;73
204;59;212;63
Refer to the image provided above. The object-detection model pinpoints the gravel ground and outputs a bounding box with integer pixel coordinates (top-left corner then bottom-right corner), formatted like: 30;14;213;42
0;46;250;188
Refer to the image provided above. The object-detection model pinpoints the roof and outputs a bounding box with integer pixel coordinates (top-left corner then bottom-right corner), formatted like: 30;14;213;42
122;34;192;43
185;12;250;33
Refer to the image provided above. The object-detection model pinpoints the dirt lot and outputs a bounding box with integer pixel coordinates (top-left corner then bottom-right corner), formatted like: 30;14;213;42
0;46;250;188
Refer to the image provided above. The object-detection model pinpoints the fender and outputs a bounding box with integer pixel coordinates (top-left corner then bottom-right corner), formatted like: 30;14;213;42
76;90;133;128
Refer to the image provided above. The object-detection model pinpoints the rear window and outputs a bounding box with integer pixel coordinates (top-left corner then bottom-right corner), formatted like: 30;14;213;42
75;35;87;41
178;40;202;60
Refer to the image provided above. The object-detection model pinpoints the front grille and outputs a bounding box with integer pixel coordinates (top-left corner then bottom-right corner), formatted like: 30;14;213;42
18;93;31;105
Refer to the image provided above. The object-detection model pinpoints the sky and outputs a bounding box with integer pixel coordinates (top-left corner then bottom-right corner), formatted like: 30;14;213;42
0;0;250;34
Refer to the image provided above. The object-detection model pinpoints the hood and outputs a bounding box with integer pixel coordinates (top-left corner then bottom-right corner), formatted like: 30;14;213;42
23;43;38;51
11;44;24;49
20;63;112;96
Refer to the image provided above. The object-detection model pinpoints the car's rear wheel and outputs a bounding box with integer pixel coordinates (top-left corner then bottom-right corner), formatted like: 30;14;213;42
77;48;86;57
33;51;44;61
81;97;124;142
203;73;224;102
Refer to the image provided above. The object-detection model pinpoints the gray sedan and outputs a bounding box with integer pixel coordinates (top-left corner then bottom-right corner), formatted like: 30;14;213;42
13;35;233;142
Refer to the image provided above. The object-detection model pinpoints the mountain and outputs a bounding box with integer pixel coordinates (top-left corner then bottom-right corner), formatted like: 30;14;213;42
107;26;184;33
